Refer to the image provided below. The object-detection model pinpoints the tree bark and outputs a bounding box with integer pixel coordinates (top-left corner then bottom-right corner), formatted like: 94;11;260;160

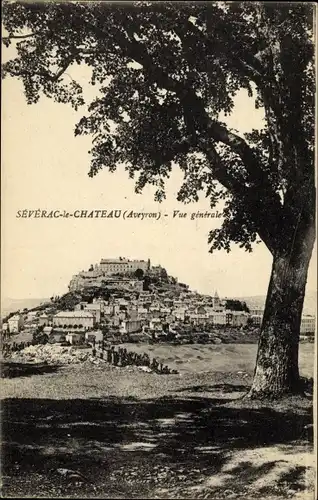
249;216;315;398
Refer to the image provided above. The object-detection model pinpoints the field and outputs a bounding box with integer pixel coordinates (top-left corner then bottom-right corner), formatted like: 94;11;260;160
1;343;315;499
120;342;315;376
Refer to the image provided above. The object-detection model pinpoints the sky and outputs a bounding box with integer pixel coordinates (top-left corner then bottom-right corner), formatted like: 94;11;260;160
1;53;317;301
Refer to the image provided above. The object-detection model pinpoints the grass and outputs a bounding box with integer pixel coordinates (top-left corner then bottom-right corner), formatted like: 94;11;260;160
1;343;315;499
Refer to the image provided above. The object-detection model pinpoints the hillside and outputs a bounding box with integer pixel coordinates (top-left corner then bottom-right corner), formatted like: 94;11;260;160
2;289;316;318
233;291;317;315
1;298;50;317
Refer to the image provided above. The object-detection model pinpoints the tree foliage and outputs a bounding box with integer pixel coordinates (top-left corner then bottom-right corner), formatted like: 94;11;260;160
134;268;145;279
225;299;250;313
2;1;315;256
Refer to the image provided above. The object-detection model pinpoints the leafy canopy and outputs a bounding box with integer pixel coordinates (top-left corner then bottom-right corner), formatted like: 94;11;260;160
2;1;315;253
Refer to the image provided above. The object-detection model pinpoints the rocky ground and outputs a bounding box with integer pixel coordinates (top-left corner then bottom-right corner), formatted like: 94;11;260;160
1;343;315;499
4;344;93;365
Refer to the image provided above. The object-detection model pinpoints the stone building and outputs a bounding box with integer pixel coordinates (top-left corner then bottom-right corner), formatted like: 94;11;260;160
120;318;143;334
8;314;24;333
300;315;315;334
53;311;95;330
251;314;263;326
210;311;227;325
149;318;163;332
85;329;103;343
38;313;50;326
228;311;249;327
84;303;102;323
66;332;85;345
98;257;150;275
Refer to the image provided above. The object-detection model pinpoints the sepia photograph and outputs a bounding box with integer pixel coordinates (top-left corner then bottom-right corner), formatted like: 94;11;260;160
1;1;317;498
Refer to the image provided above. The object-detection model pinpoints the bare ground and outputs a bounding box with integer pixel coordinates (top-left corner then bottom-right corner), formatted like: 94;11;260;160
0;343;315;499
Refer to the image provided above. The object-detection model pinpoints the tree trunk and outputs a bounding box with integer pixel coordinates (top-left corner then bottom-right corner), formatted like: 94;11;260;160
249;218;315;398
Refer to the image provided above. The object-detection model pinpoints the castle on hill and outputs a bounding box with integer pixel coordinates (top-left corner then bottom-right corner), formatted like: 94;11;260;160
68;257;167;292
98;257;150;275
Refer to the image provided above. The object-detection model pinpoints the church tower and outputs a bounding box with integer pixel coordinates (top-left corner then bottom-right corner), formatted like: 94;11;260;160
213;291;220;310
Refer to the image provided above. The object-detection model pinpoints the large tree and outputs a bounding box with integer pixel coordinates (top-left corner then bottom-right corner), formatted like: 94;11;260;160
2;1;315;397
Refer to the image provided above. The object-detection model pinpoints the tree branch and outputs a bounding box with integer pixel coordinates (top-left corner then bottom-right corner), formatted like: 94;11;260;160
5;64;70;83
4;16;282;251
4;49;81;83
52;55;75;81
80;18;283;246
176;17;266;87
200;138;278;253
107;27;269;188
174;16;289;172
2;33;36;40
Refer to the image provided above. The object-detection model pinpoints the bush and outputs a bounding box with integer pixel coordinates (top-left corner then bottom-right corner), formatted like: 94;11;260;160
134;268;144;280
32;332;49;345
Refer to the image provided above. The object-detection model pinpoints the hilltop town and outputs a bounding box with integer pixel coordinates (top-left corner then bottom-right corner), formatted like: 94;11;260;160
1;257;315;346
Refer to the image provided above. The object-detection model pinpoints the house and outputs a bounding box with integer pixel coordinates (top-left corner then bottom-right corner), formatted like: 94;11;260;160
109;316;120;327
43;326;53;335
251;314;263;326
173;300;184;308
38;313;49;326
165;314;176;324
84;303;102;323
211;311;227;325
8;314;24;333
75;301;89;311
113;304;120;315
196;305;207;315
172;308;186;321
85;329;103;343
159;307;171;317
138;291;151;302
205;306;214;317
2;323;9;334
137;307;148;318
118;298;130;307
120;319;143;334
149;309;161;319
163;298;174;307
249;307;265;316
92;298;107;312
23;323;33;331
300;315;315;334
66;332;85;345
104;305;113;317
149;318;163;332
127;307;139;320
229;311;249;327
188;312;207;326
27;311;38;320
117;311;126;321
53;311;95;330
149;302;161;311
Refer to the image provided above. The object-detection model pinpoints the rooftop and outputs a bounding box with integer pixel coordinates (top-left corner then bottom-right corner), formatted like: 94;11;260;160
55;311;94;318
100;258;147;263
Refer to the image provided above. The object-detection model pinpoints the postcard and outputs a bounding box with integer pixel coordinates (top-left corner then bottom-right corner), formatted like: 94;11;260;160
1;2;316;499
